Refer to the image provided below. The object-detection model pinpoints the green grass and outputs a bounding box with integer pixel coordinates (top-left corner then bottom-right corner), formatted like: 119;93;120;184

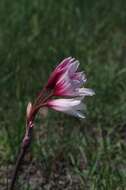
0;0;126;189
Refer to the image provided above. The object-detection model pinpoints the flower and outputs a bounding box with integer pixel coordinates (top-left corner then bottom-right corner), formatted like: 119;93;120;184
46;98;85;118
46;57;95;97
30;57;95;119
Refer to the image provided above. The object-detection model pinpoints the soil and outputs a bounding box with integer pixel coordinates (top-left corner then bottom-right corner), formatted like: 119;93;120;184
0;159;86;190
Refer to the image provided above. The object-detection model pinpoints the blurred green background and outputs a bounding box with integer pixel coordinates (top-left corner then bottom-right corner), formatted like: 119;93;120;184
0;0;126;189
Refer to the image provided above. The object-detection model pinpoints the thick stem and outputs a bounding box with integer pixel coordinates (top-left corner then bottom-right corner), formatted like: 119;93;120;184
9;126;33;190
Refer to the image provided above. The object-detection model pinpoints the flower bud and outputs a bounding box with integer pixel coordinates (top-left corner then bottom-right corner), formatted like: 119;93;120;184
26;102;32;119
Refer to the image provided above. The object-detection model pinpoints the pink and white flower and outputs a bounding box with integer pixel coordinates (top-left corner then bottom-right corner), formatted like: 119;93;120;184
46;98;85;118
29;57;95;120
41;57;95;118
46;57;95;97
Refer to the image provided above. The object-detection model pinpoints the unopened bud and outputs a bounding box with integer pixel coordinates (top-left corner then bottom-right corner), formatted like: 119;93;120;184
26;102;32;119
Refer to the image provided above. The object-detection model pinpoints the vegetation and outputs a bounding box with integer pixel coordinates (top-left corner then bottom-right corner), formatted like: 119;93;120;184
0;0;126;189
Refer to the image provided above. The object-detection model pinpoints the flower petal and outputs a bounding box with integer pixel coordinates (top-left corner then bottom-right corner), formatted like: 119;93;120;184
54;71;75;96
77;88;95;96
68;60;80;76
57;57;75;71
73;72;87;83
46;57;74;89
47;98;85;118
